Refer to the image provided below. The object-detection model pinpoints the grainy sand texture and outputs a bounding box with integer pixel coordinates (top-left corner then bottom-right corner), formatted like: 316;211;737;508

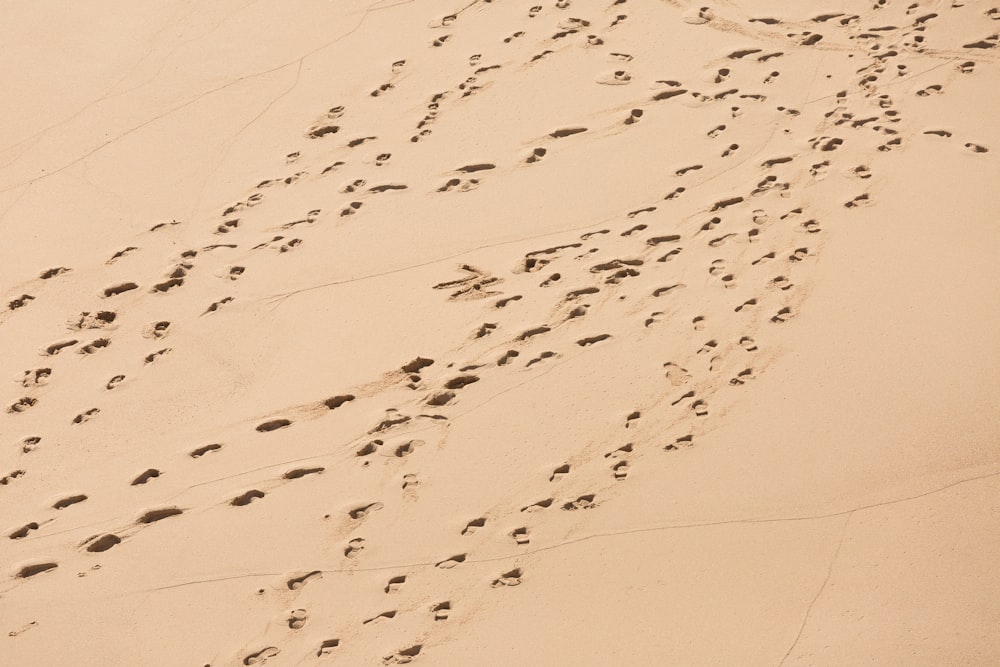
2;1;999;665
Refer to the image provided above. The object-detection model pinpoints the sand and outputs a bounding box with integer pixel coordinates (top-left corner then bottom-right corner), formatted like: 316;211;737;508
1;1;999;665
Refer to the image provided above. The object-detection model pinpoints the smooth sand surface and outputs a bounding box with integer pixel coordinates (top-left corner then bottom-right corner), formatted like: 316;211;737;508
2;1;998;665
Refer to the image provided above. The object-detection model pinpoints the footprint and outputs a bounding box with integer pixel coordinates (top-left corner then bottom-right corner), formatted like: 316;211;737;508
432;601;451;620
561;494;596;510
0;469;25;485
519;326;551;340
426;391;455;406
203;296;234;314
45;339;79;355
384;645;422;664
287;609;308;630
9;522;40;539
612;460;630;480
72;408;100;424
445;375;479;390
284;467;324;480
151;277;184;293
462;517;487;535
521;498;553;512
287;570;322;590
131;469;160;485
577;334;611;346
549;464;570;482
549;127;587;139
53;494;88;510
771;306;794;323
525;147;547;164
142;321;170;339
810;137;843;152
21;436;41;454
491;568;523;587
137;507;183;524
231;490;266;507
317;639;340;656
436;553;466;569
605;443;633;459
190;443;222;458
385;575;406;593
504;525;530;547
103;282;138;298
394;440;421;457
7;294;35;310
344;537;366;558
16;563;58;579
144;348;171;364
498;350;520;366
526;351;556;368
349;501;384;520
243;647;280;665
256;419;292;433
7;398;37;414
663;362;691;386
84;534;122;553
364;610;397;624
324;394;355;410
664;434;694;451
597;70;632;86
653;88;687;102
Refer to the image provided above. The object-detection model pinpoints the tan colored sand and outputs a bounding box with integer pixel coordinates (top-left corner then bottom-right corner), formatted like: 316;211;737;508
2;1;998;665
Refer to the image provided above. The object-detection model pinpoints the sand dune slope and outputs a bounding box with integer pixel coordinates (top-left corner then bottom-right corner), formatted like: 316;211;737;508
1;1;998;665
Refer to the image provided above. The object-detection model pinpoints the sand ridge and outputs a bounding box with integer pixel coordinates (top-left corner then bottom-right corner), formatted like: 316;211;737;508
2;1;999;665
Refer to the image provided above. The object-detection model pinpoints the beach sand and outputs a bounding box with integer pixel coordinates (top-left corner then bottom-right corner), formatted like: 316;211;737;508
1;1;998;664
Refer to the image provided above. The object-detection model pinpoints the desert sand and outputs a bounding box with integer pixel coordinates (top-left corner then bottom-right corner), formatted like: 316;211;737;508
1;1;999;665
